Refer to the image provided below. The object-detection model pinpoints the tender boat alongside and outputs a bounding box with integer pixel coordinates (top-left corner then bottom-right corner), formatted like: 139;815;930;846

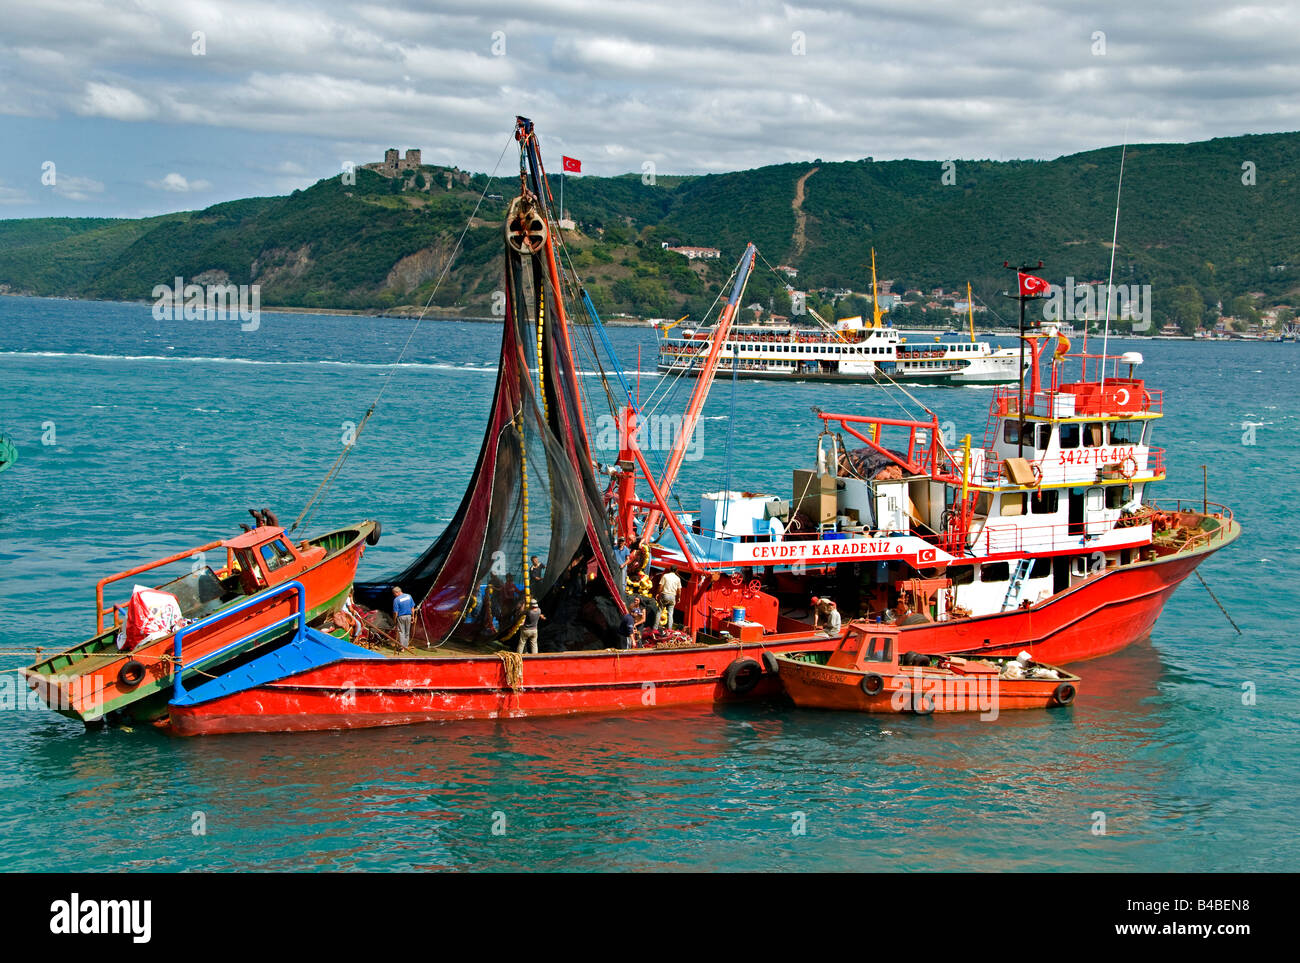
774;622;1080;714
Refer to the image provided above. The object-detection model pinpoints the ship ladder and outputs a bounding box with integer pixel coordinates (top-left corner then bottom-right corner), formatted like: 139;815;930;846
1001;558;1034;611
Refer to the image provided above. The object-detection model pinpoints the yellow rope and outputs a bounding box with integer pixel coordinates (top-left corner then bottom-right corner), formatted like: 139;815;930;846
498;651;524;690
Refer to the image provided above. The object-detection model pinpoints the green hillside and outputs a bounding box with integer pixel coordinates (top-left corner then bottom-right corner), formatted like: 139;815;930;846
2;131;1297;331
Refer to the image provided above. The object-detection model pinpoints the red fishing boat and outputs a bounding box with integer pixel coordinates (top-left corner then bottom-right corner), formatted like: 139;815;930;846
160;116;1236;736
24;518;378;724
774;622;1079;715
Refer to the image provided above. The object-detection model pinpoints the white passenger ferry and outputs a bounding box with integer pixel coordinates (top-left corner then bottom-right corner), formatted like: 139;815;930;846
656;319;1022;384
656;265;1024;385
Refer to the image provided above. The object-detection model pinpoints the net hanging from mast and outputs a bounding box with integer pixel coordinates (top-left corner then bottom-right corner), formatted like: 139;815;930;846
355;119;625;651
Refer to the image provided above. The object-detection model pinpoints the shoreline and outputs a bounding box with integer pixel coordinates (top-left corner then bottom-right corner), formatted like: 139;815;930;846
1;293;1279;338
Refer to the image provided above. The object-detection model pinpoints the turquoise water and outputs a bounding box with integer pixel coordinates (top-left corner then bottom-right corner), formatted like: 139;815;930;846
1;295;1296;871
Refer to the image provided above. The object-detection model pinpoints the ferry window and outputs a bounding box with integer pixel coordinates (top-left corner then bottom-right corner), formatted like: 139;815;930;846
1030;557;1051;578
980;562;1010;582
950;565;975;585
1003;420;1022;444
973;491;993;516
1037;424;1052;449
1109;421;1137;445
1059;423;1080;448
1084;423;1105;447
1030;489;1059;514
999;492;1026;516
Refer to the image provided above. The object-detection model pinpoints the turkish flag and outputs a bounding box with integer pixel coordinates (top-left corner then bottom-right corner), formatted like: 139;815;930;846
1018;272;1050;297
562;156;581;173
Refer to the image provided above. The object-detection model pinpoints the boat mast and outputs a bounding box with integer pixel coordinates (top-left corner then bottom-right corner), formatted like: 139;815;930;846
871;248;884;329
967;282;975;343
641;243;757;539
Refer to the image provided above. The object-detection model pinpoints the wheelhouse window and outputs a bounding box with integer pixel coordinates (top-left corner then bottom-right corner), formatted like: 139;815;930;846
1106;485;1131;509
1037;424;1052;449
1030;489;1059;514
260;538;294;571
864;635;893;662
1108;421;1139;445
980;562;1010;582
999;492;1027;517
1059;423;1080;448
1084;422;1105;447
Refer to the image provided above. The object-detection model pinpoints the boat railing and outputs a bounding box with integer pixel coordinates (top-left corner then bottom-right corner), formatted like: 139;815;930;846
171;580;307;701
991;385;1163;419
1145;498;1236;548
96;540;239;633
966;518;1136;557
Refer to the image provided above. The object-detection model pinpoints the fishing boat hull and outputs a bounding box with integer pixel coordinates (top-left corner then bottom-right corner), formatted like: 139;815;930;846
23;522;375;724
891;522;1238;665
165;517;1234;734
164;633;840;735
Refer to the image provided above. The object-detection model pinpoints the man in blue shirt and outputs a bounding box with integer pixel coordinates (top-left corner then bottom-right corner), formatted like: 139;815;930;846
612;537;631;593
391;585;415;651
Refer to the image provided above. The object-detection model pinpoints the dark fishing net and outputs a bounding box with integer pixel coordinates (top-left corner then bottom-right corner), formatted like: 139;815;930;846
356;204;624;650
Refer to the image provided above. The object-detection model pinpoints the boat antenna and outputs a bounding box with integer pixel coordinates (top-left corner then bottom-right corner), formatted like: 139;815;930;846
1099;124;1128;391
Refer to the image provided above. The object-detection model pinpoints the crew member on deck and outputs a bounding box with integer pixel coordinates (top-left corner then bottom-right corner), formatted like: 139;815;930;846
517;600;545;655
391;585;415;651
657;569;682;629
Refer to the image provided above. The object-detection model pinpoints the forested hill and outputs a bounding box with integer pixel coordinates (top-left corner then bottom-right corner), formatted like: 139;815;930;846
1;130;1297;331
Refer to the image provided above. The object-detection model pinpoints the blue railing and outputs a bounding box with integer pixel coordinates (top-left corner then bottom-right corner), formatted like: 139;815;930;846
172;580;307;701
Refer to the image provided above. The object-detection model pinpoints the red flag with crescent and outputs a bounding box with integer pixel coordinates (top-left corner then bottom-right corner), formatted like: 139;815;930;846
562;156;581;173
1018;272;1050;297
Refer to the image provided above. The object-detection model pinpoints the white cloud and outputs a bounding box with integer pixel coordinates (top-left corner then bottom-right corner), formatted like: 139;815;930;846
51;174;105;201
77;81;157;121
0;0;1295;185
0;183;34;205
149;172;213;192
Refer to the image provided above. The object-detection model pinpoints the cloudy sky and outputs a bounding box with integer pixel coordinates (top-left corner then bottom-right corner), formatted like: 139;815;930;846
2;0;1298;218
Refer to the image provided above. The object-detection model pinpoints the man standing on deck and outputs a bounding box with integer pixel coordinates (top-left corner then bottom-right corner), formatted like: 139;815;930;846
517;599;545;655
658;569;682;629
613;537;631;592
391;585;415;651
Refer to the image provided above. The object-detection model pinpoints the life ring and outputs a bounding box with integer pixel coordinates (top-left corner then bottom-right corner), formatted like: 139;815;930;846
366;520;382;546
913;691;936;715
1119;455;1138;480
723;658;763;695
118;660;147;688
860;672;884;696
1029;462;1043;487
1051;682;1077;706
761;651;780;675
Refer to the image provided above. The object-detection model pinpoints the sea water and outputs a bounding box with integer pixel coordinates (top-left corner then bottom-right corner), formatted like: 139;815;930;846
0;295;1296;871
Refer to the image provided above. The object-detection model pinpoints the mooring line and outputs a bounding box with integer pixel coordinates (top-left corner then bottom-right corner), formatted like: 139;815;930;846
1195;570;1241;635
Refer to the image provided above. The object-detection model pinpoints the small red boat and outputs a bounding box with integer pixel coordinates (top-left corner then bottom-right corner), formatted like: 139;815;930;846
775;622;1080;715
23;519;378;725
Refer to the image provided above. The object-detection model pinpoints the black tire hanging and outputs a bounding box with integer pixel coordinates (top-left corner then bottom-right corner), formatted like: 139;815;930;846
1051;682;1077;706
723;658;763;695
761;651;780;676
366;520;382;546
860;672;885;696
117;660;146;688
912;691;936;715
